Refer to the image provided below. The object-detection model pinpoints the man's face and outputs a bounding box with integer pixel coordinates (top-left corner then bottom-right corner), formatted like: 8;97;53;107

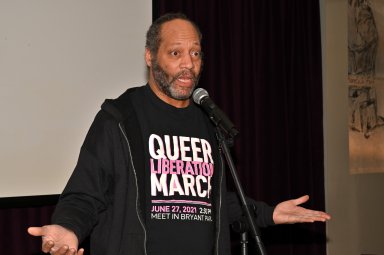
149;19;202;101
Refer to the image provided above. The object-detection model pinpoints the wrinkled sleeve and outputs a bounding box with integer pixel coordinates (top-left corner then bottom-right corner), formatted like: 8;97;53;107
52;111;117;243
226;191;275;228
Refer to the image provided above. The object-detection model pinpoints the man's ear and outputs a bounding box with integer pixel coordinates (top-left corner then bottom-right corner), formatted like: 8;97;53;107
145;48;152;67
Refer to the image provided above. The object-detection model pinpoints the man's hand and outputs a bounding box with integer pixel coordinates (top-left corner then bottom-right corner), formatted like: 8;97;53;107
273;195;331;224
27;225;84;255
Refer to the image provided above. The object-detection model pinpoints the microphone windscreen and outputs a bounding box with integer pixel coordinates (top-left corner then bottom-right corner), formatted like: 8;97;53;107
192;88;209;105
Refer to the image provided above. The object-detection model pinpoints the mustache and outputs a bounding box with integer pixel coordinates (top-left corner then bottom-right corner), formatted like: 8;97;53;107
170;70;199;84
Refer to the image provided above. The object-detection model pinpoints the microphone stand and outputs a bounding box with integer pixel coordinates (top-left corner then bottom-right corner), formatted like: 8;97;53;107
215;128;267;255
231;219;249;255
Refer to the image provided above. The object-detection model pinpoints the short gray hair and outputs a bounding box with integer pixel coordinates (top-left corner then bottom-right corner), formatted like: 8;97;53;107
145;13;202;57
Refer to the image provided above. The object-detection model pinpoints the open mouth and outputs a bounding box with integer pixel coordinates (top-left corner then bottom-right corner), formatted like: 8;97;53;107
175;71;195;85
177;77;193;84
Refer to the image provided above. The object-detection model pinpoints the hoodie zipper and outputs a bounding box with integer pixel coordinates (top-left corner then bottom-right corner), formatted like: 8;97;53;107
119;122;148;255
215;152;224;255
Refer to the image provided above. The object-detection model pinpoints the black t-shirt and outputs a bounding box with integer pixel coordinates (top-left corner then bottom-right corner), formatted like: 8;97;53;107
131;85;215;255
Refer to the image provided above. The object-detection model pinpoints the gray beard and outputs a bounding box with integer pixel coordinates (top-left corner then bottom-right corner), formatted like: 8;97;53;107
151;60;200;100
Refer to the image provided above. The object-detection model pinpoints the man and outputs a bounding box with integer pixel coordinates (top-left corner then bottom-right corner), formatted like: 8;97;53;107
28;13;330;255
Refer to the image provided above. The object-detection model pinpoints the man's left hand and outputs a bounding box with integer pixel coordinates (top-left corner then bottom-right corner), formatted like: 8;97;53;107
273;195;331;224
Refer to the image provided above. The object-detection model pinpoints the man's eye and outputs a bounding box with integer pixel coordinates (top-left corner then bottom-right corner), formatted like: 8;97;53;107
191;51;201;57
170;51;179;56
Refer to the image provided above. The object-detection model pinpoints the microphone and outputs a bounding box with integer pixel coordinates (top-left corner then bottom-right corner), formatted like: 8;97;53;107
192;88;239;138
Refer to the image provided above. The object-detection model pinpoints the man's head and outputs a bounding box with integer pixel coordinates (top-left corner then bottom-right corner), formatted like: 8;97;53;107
145;13;203;107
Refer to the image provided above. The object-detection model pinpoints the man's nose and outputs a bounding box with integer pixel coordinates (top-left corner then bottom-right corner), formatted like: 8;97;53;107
180;53;194;69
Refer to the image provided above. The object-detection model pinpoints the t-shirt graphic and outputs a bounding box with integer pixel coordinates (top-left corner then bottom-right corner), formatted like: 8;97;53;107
149;133;214;222
131;85;215;254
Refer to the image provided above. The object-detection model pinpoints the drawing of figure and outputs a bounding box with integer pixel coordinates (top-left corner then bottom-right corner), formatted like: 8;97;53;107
348;0;378;77
349;86;378;138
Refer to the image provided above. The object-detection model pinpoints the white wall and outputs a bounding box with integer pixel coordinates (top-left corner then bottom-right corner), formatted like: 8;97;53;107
321;0;384;254
0;0;151;197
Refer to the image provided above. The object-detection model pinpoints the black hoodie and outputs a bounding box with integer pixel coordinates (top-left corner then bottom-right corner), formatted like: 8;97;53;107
52;85;275;255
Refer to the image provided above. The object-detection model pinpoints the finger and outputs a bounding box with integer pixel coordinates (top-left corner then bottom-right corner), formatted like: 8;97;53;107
293;195;309;205
27;227;45;237
294;213;325;223
304;209;331;219
66;248;76;255
42;240;55;253
300;211;331;222
298;218;316;223
55;245;69;255
77;248;85;255
301;215;326;223
312;211;331;221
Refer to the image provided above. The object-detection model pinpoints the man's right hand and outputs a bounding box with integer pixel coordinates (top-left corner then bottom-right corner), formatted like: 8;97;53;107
27;225;84;255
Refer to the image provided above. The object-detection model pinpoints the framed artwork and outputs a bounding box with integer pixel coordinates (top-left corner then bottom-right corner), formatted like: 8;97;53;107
348;0;384;174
